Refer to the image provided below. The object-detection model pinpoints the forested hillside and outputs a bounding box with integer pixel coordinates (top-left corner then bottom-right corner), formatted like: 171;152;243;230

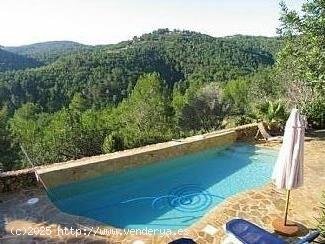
0;0;324;172
4;41;90;64
0;48;41;72
0;31;281;112
0;30;282;171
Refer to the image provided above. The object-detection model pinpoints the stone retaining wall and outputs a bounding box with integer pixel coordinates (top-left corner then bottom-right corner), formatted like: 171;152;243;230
0;169;37;192
235;123;258;140
38;130;236;187
0;123;259;192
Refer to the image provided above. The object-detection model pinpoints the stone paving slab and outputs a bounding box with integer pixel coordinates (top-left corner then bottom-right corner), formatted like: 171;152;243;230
1;137;324;244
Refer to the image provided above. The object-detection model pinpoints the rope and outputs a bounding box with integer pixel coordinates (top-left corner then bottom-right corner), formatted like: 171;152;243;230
20;144;59;201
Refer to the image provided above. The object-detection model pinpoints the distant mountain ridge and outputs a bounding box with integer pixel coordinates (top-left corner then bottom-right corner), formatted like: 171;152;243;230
4;41;90;64
0;29;283;111
0;48;41;72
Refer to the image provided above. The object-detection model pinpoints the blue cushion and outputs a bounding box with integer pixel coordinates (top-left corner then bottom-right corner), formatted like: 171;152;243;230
226;219;286;244
296;230;320;244
168;238;196;244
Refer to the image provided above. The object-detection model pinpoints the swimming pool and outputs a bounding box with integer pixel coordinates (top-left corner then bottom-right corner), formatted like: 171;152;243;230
48;143;277;230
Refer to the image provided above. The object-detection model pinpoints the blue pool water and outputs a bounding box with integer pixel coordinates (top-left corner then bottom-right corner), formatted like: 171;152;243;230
48;143;277;230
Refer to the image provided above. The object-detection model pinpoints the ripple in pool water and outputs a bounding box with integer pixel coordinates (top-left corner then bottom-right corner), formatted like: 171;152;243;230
168;185;213;212
49;143;277;230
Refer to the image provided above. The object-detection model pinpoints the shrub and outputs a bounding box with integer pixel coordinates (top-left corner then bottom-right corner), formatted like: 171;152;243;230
102;132;124;153
178;82;226;132
223;115;256;128
254;100;288;128
223;79;250;115
302;96;325;129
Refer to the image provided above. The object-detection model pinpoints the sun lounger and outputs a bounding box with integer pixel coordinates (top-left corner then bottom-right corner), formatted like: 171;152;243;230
169;238;196;244
224;219;320;244
225;218;285;244
296;230;320;244
255;122;283;142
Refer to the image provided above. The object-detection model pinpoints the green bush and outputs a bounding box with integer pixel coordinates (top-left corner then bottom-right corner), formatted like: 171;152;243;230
102;132;124;153
302;96;325;129
0;106;17;171
223;115;256;128
175;82;226;132
223;79;250;115
254;100;287;126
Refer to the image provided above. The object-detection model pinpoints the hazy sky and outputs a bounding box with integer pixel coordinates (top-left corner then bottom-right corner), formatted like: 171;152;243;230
0;0;305;46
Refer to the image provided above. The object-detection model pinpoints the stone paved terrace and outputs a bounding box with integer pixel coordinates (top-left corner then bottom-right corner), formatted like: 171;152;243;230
0;133;324;244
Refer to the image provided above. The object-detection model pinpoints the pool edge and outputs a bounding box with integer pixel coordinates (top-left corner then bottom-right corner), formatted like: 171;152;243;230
38;130;237;188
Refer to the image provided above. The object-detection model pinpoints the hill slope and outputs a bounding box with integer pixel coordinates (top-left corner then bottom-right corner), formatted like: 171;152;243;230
0;48;41;72
4;41;90;64
0;30;282;111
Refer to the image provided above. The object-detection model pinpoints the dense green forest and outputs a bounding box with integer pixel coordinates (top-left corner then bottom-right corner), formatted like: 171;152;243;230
4;41;90;64
0;0;324;172
0;32;281;112
0;49;41;72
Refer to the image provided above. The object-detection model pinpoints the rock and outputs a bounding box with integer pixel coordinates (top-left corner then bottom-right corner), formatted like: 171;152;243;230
233;204;240;210
254;194;264;199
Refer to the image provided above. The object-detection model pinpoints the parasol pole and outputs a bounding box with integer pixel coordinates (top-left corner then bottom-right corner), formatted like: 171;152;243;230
283;189;290;226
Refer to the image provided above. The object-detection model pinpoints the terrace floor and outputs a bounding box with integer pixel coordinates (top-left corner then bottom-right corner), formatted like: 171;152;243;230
1;133;324;244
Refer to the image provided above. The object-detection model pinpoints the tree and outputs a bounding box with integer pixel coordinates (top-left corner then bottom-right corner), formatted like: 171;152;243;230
278;0;325;86
0;31;280;114
41;108;99;162
69;93;89;112
0;106;18;171
0;30;285;171
9;103;45;167
177;82;225;132
10;101;107;166
223;79;250;115
248;68;281;100
277;0;325;128
112;73;175;149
